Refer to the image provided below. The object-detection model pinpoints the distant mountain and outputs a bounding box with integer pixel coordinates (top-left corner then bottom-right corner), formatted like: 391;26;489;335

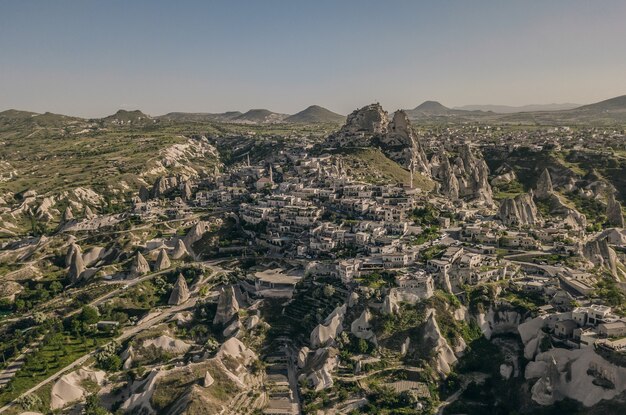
405;100;490;121
0;109;83;130
499;94;626;125
285;105;345;124
101;109;152;125
454;103;581;113
412;100;453;114
233;109;288;124
158;111;243;123
574;95;626;112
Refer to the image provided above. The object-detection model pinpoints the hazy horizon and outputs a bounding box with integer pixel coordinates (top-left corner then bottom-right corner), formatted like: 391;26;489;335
2;0;626;118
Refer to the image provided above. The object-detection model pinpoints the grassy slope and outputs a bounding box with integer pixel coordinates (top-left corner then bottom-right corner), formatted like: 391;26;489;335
333;147;435;191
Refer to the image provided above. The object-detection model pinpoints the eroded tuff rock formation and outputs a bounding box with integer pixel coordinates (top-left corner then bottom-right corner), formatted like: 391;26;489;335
310;305;346;348
172;239;190;260
533;169;587;230
350;308;377;346
580;236;622;278
68;246;85;283
423;309;457;376
213;285;240;325
168;273;190;305
326;104;430;173
129;251;150;278
432;145;494;205
535;168;554;199
154;248;171;271
498;193;541;227
606;192;625;228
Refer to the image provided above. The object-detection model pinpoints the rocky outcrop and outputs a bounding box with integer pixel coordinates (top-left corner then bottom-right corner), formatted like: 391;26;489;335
434;145;493;205
203;371;214;388
154;248;171;271
51;368;106;410
138;185;150;202
151;176;178;199
129;252;150;278
213;285;240;325
83;205;95;219
382;287;433;315
607;192;625;228
168;274;190;305
498;193;541;227
326;104;430;171
435;151;460;200
580;236;622;277
172;239;189;260
535;168;554;199
121;345;135;370
527;348;626;407
310;305;346;348
477;307;522;340
68;248;85;283
350;309;377;345
62;206;74;222
142;335;191;355
423;310;457;376
298;347;310;369
183;221;211;254
301;347;338;391
331;104;389;146
491;164;517;187
384;110;430;172
182;181;193;200
65;243;82;268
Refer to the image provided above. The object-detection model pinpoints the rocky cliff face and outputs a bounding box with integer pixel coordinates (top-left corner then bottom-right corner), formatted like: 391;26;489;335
433;145;494;205
527;348;626;407
384;110;430;173
498;193;541;227
326;104;430;172
580;236;622;278
607;192;625;228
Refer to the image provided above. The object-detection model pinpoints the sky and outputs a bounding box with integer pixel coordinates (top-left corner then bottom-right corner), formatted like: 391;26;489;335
1;0;626;118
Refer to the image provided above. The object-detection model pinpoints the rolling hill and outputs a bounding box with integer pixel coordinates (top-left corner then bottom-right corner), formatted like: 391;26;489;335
284;105;345;124
233;109;288;124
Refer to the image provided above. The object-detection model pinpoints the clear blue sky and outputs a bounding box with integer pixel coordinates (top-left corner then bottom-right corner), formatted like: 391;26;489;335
1;0;625;117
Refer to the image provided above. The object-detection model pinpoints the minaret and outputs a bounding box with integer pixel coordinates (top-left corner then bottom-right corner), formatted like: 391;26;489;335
269;165;273;182
409;160;414;189
246;153;251;167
